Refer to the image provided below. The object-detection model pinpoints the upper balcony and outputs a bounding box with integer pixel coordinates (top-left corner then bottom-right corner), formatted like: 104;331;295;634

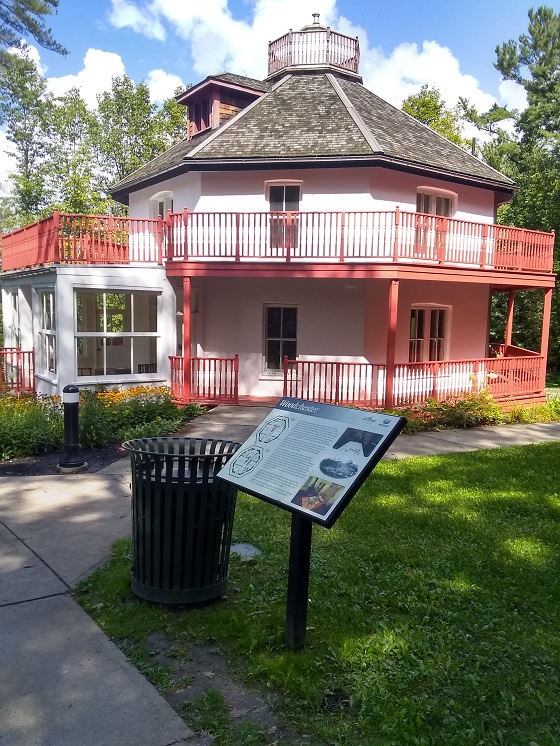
0;209;555;276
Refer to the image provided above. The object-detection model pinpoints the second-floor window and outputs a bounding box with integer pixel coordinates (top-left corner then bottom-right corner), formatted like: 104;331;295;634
409;306;449;362
268;183;301;249
416;189;456;217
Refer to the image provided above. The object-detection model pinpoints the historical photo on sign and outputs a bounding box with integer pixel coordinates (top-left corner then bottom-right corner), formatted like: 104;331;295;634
319;458;359;480
333;428;383;457
218;398;406;527
291;477;344;516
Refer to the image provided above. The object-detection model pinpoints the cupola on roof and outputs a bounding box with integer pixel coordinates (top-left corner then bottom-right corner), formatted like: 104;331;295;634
267;14;361;82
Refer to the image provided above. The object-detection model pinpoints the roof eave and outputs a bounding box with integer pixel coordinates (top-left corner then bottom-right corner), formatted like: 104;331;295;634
110;154;514;202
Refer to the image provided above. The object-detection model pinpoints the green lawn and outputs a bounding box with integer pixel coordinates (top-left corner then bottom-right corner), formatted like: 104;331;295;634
77;443;560;745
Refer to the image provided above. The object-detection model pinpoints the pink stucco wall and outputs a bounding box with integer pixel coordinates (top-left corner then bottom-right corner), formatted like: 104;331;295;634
192;276;491;395
129;165;500;224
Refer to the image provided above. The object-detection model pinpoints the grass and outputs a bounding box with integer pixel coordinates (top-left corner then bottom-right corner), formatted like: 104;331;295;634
75;442;560;745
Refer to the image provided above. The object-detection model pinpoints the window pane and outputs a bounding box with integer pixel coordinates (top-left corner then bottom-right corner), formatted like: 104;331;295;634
284;186;300;211
134;293;157;332
269;186;284;211
282;307;297;338
267;307;282;338
133;337;157;373
282;340;297;360
266;340;281;370
76;292;97;332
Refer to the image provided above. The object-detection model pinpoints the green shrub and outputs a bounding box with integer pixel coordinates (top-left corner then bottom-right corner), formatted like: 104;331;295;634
0;386;204;460
0;394;64;459
386;390;504;432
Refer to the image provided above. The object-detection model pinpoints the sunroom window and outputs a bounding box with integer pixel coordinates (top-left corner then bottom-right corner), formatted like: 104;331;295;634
75;290;158;376
38;290;56;374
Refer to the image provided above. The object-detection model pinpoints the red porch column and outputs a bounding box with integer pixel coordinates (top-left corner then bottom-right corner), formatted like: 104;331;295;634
540;288;553;358
505;290;515;347
182;277;192;403
385;279;399;409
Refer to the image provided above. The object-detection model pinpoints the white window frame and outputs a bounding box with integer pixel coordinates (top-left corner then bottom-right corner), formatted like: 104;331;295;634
149;191;174;220
416;186;457;217
263;305;298;375
409;305;451;363
37;290;57;375
74;290;159;377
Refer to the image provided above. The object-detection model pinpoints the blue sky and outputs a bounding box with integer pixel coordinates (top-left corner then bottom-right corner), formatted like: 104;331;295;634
0;0;543;184
34;0;537;105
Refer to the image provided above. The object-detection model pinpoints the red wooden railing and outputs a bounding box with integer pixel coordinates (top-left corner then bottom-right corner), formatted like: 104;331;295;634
168;209;555;273
169;355;239;404
283;358;386;407
392;355;545;406
281;352;545;408
2;212;164;270
2;209;554;273
3;209;555;274
0;348;35;392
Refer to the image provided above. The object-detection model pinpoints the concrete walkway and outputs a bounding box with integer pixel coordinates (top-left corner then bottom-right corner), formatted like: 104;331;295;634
1;406;560;745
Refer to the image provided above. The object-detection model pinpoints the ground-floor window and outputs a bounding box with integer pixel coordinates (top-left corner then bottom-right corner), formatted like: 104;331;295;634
75;290;159;376
409;306;449;362
37;290;56;374
264;305;297;371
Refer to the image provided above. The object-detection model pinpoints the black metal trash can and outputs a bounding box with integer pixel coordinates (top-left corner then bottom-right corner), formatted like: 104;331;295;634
122;437;240;605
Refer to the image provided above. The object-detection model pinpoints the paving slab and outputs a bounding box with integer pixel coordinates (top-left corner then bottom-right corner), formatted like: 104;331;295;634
0;595;193;746
0;474;131;587
384;421;560;459
0;522;66;604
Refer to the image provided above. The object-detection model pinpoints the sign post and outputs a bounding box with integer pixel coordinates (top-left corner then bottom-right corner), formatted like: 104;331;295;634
285;513;313;650
218;398;406;649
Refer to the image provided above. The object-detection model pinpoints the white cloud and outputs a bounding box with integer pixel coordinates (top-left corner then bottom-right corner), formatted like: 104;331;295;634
109;0;166;41
146;69;185;103
498;79;527;113
106;0;517;124
46;49;126;108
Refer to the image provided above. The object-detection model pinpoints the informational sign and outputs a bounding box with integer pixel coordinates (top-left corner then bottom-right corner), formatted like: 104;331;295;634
217;397;406;528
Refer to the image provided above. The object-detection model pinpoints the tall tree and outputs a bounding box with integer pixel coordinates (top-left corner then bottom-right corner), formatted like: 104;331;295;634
465;6;560;370
0;49;53;220
402;84;467;147
495;6;560;146
94;76;170;191
0;0;67;54
46;87;111;214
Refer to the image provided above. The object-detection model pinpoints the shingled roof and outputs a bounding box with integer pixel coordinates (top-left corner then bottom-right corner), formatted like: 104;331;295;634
110;70;513;201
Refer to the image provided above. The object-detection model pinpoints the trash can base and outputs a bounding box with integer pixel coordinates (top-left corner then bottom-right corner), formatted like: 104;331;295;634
131;575;228;606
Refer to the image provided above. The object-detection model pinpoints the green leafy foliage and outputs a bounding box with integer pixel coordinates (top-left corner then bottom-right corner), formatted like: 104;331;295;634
402;84;468;147
387;390;504;432
463;6;560;372
0;0;67;55
0;393;63;458
0;386;204;459
0;54;190;225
